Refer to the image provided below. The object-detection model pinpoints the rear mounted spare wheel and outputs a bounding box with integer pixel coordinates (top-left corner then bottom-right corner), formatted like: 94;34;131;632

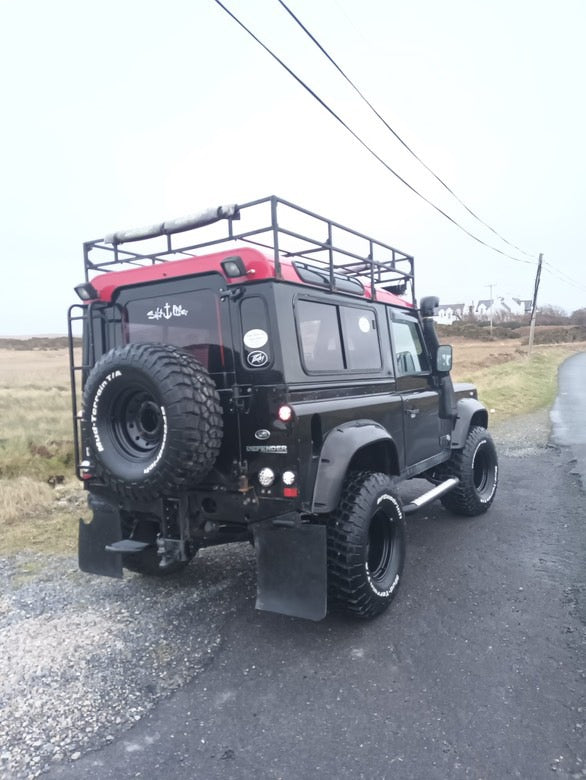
82;343;223;500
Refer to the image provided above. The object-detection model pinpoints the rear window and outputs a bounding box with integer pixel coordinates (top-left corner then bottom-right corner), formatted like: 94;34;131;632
125;289;226;371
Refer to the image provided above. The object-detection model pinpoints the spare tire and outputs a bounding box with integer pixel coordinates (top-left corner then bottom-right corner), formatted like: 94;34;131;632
82;343;223;500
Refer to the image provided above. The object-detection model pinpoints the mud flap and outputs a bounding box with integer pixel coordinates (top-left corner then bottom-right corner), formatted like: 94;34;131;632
78;500;123;579
253;516;327;621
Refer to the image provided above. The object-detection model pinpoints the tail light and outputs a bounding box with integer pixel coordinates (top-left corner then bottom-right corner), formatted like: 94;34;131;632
278;405;294;422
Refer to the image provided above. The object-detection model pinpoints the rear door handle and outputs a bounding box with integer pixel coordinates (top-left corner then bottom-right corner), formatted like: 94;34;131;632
405;407;420;419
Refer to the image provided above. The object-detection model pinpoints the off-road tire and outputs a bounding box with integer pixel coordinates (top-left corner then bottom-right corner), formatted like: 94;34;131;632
83;343;223;501
121;518;194;577
440;426;498;516
327;471;406;619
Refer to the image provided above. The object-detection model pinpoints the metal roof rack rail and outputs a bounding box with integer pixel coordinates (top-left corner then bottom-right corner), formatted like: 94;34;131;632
82;195;415;304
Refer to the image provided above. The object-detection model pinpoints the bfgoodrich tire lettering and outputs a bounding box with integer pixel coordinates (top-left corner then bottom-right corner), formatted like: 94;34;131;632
83;343;223;501
440;425;498;516
327;471;406;619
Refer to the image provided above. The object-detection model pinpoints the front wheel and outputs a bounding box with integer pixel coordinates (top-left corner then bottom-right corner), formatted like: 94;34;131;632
327;472;406;619
440;426;498;516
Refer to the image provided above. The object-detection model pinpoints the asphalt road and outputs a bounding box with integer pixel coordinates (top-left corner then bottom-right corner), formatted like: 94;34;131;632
551;352;586;485
47;359;585;780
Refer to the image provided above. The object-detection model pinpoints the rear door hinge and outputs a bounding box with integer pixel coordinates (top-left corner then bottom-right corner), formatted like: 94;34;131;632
229;384;252;413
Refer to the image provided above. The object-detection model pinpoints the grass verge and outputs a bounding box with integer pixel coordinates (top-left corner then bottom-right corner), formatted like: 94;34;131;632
0;349;84;555
453;345;585;419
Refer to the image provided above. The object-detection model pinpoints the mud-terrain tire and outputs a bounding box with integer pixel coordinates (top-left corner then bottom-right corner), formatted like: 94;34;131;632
440;426;498;516
121;518;194;577
83;343;223;501
327;472;406;619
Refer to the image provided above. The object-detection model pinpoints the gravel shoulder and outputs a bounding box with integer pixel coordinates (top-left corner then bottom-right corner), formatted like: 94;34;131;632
0;545;256;778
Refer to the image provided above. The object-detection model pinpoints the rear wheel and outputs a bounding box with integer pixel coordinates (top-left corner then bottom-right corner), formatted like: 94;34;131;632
440;426;498;516
327;472;406;619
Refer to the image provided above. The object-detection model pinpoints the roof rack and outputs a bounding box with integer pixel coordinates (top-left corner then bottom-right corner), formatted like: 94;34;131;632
83;195;415;304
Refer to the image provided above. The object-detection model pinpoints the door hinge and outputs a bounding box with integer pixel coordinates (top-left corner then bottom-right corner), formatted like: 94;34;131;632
229;385;252;413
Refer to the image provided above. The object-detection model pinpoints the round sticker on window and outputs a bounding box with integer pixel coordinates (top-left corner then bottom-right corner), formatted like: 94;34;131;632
243;328;268;349
358;316;371;333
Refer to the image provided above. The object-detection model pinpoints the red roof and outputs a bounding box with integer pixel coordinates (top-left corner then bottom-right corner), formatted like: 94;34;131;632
90;246;412;308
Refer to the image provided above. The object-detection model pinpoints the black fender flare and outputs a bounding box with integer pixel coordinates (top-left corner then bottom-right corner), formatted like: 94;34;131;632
311;420;396;514
451;398;489;448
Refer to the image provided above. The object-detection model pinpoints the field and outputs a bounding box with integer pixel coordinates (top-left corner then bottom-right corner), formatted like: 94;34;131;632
0;348;87;554
0;339;584;554
449;338;586;417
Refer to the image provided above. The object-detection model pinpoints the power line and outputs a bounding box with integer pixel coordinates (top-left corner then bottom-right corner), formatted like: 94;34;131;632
276;0;534;260
543;261;586;293
213;0;537;267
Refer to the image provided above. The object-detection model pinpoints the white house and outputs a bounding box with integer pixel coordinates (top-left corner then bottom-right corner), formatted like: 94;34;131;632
435;303;465;325
475;297;532;320
435;297;532;324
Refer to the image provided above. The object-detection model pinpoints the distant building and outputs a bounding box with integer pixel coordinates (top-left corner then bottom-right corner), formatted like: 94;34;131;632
476;297;532;319
435;304;465;325
436;297;532;324
475;299;493;318
512;297;533;315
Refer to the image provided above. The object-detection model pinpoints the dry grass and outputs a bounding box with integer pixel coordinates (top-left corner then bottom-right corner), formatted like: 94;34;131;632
0;476;81;554
0;476;54;526
0;349;76;480
0;349;84;553
452;341;586;419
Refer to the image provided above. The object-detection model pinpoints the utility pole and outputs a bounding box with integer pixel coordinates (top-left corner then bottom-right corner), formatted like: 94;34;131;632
527;253;543;357
486;283;495;337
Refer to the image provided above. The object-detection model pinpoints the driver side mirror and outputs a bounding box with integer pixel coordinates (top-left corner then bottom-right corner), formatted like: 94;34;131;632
436;345;453;374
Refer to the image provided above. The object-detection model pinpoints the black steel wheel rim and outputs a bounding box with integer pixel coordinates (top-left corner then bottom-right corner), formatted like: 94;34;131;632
367;508;396;588
108;385;165;461
473;442;493;497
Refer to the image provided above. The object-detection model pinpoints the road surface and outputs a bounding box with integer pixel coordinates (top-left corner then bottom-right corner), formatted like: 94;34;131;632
39;354;586;779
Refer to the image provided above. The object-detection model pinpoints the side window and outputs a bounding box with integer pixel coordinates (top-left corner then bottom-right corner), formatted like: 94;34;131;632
297;300;344;371
339;306;381;370
392;320;429;375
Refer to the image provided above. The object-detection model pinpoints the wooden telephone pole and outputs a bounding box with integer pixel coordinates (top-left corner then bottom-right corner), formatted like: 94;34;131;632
527;253;543;356
486;283;495;337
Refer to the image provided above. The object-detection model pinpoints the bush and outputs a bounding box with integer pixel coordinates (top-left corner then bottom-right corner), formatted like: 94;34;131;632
570;308;586;326
498;320;523;330
519;325;586;345
436;322;520;341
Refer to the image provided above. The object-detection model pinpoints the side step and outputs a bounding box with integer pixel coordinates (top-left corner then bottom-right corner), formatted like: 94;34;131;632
105;540;151;554
403;478;459;515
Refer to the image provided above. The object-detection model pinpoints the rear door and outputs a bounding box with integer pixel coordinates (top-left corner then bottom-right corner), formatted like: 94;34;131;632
389;312;441;468
116;273;238;473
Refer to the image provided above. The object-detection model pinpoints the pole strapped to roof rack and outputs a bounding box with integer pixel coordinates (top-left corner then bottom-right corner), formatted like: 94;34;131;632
104;204;239;245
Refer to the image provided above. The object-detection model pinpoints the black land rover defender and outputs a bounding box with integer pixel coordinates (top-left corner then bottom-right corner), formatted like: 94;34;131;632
68;196;498;621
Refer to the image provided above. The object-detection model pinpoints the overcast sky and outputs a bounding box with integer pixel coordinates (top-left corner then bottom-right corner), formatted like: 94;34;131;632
1;0;584;335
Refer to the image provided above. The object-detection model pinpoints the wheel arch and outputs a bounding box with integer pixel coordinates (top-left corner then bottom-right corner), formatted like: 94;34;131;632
451;398;489;448
310;421;399;514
